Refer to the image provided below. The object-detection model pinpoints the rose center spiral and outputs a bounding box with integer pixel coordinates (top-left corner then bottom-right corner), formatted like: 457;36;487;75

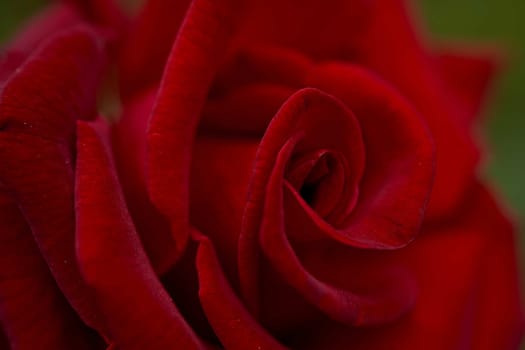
286;149;355;226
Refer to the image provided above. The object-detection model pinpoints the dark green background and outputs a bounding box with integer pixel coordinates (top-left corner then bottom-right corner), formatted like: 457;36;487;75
1;0;524;343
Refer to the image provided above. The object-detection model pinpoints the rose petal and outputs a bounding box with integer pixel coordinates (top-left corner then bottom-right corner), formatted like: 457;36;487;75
0;26;106;333
3;3;83;60
190;134;259;290
76;120;204;350
0;4;84;82
0;51;26;83
147;0;238;261
0;191;101;350
111;89;178;274
211;45;312;96
202;45;312;136
435;48;502;127
202;83;296;136
118;0;191;97
234;0;373;59
63;0;128;31
470;186;524;349
194;232;288;350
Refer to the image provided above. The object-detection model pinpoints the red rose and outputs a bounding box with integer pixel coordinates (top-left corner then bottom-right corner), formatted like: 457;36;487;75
0;1;523;349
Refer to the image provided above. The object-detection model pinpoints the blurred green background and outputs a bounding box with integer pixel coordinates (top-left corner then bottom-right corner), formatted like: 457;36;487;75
0;0;524;342
420;0;525;226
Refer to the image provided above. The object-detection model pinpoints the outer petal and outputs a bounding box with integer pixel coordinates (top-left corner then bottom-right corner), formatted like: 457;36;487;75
76;120;204;350
0;4;84;82
147;0;238;260
470;187;524;349
62;0;128;31
233;0;372;59
435;48;502;127
2;3;83;64
0;27;106;333
0;190;101;350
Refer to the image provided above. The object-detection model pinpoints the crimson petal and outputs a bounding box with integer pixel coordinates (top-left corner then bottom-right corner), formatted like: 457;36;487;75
118;0;191;98
2;3;83;68
147;0;238;261
1;3;84;83
76;120;204;350
0;26;106;332
194;231;288;350
111;89;178;275
435;48;502;127
0;191;100;350
62;0;128;31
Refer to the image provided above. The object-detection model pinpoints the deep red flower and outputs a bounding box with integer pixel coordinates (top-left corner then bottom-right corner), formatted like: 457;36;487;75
0;0;522;349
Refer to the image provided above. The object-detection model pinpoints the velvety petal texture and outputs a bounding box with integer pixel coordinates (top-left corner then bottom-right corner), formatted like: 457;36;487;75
194;231;287;350
0;0;522;349
118;0;191;97
147;0;238;261
4;3;83;58
286;184;524;350
112;89;178;275
0;26;107;335
0;3;85;82
0;190;100;350
63;0;128;31
76;120;204;350
435;47;502;127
